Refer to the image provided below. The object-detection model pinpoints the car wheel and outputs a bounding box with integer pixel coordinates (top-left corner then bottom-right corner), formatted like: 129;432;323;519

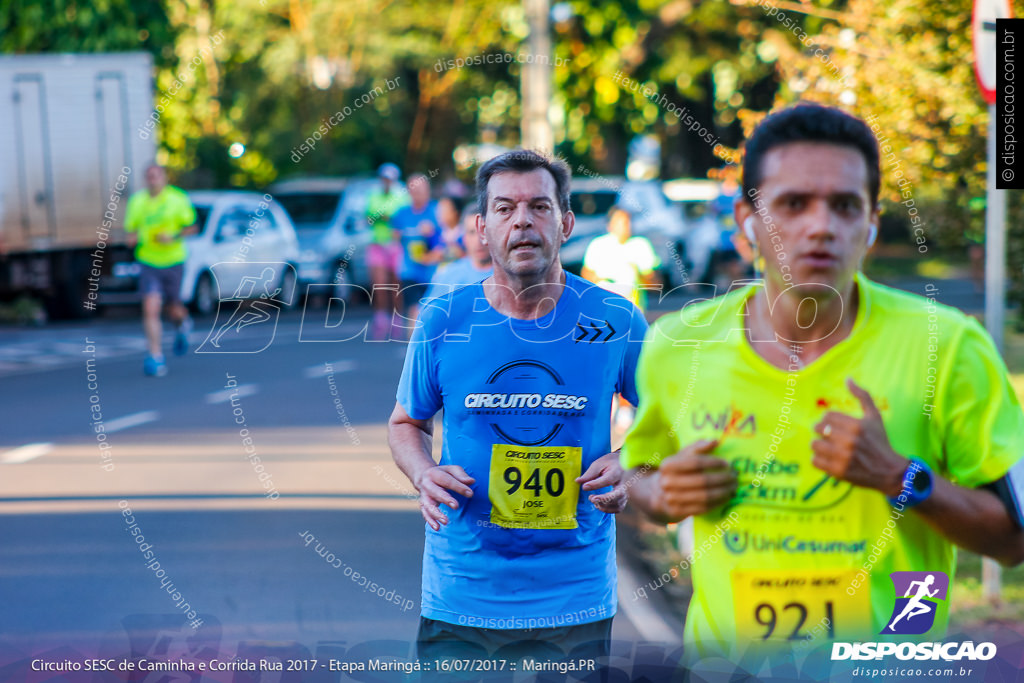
279;268;299;309
192;272;217;317
665;241;689;289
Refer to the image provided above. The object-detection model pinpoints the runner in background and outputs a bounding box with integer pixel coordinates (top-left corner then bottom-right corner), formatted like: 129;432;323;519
581;206;659;430
391;174;444;335
366;163;409;340
124;164;197;377
581;207;660;312
436;196;467;265
424;208;493;302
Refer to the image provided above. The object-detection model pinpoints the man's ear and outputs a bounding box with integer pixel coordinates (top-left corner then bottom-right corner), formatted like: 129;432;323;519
561;210;575;243
476;213;487;245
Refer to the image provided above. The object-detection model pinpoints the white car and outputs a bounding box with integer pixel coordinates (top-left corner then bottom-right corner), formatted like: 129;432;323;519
182;191;301;316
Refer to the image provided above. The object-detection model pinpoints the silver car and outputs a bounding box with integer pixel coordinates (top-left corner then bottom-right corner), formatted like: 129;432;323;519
270;176;406;301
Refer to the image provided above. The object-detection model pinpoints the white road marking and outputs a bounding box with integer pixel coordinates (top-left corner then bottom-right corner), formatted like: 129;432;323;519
303;361;355;378
205;383;259;404
0;442;55;464
104;411;160;433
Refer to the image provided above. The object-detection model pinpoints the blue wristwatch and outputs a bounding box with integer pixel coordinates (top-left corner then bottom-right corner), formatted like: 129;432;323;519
887;457;933;508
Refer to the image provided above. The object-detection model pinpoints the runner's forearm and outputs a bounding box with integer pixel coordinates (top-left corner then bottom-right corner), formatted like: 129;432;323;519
913;476;1024;566
387;411;438;489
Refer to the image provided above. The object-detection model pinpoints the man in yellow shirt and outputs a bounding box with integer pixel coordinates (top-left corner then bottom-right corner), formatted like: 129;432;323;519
622;104;1024;673
124;164;197;376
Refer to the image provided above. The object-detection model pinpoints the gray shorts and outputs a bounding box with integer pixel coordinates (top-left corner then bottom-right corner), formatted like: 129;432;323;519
139;263;184;304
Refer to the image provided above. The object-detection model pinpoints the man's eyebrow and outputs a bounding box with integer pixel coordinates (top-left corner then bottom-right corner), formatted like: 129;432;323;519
490;195;555;204
772;189;865;200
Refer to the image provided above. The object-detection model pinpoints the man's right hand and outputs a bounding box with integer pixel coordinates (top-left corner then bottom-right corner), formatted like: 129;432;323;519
650;439;737;521
415;465;475;531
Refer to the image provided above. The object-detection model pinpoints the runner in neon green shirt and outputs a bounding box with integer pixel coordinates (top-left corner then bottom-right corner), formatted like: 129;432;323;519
366;163;410;339
124;164;197;376
124;181;195;267
623;105;1024;670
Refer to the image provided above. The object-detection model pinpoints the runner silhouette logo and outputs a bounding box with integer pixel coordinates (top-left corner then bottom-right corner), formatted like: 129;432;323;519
882;571;949;635
196;262;295;354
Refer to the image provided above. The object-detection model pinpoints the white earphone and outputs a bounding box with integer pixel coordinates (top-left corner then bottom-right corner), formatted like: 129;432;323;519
743;217;756;243
744;216;878;247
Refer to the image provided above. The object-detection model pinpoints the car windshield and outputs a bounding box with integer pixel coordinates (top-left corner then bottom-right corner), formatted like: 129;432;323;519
193;206;212;234
619;184;662;214
276;192;341;227
570;191;618;217
680;201;711;220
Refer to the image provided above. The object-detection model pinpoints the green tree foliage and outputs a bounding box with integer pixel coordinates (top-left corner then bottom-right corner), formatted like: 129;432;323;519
4;0;1022;316
774;0;1024;316
0;0;177;62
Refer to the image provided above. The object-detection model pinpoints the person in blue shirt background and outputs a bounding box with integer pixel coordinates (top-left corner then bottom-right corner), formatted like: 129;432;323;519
391;173;444;333
388;150;647;663
424;208;493;302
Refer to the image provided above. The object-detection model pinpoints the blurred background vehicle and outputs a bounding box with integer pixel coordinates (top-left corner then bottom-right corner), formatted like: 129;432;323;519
270;176;402;303
662;178;730;285
560;177;686;288
107;191;300;315
0;52;155;319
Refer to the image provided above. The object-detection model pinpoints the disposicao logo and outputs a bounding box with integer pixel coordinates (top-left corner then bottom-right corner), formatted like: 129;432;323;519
882;571;948;635
831;570;997;663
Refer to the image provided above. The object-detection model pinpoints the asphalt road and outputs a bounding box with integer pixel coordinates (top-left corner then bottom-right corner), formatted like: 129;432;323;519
0;303;683;682
0;275;986;681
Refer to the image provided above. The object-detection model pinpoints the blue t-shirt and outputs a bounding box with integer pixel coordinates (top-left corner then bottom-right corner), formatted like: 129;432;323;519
397;273;648;627
425;257;493;302
392;201;442;283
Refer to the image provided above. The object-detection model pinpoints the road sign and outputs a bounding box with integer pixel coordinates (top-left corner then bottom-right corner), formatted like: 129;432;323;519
973;0;1012;104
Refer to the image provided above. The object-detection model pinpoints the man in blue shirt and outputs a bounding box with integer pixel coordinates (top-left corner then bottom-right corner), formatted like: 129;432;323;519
389;150;648;663
391;174;444;330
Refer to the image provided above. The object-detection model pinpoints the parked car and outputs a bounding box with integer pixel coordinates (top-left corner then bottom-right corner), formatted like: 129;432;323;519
663;178;729;285
270;176;403;302
107;191;301;315
182;191;300;316
560;177;688;288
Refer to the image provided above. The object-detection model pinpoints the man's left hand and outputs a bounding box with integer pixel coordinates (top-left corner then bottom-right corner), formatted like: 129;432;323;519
811;378;905;497
578;451;627;513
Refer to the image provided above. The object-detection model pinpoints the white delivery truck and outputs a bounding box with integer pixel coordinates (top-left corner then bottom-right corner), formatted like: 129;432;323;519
0;52;155;317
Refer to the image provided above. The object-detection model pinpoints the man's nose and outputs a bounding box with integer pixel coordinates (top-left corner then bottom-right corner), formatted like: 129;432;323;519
804;200;838;240
511;203;533;229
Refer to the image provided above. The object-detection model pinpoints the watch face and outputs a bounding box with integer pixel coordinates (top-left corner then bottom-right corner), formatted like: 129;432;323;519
911;467;931;493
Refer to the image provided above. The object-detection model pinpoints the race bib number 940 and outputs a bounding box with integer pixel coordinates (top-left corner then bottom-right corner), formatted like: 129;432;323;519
731;569;870;643
488;444;582;530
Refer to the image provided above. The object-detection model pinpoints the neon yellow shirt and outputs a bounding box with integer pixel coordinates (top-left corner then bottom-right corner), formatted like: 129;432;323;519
622;273;1024;657
124;186;196;267
366;188;410;246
